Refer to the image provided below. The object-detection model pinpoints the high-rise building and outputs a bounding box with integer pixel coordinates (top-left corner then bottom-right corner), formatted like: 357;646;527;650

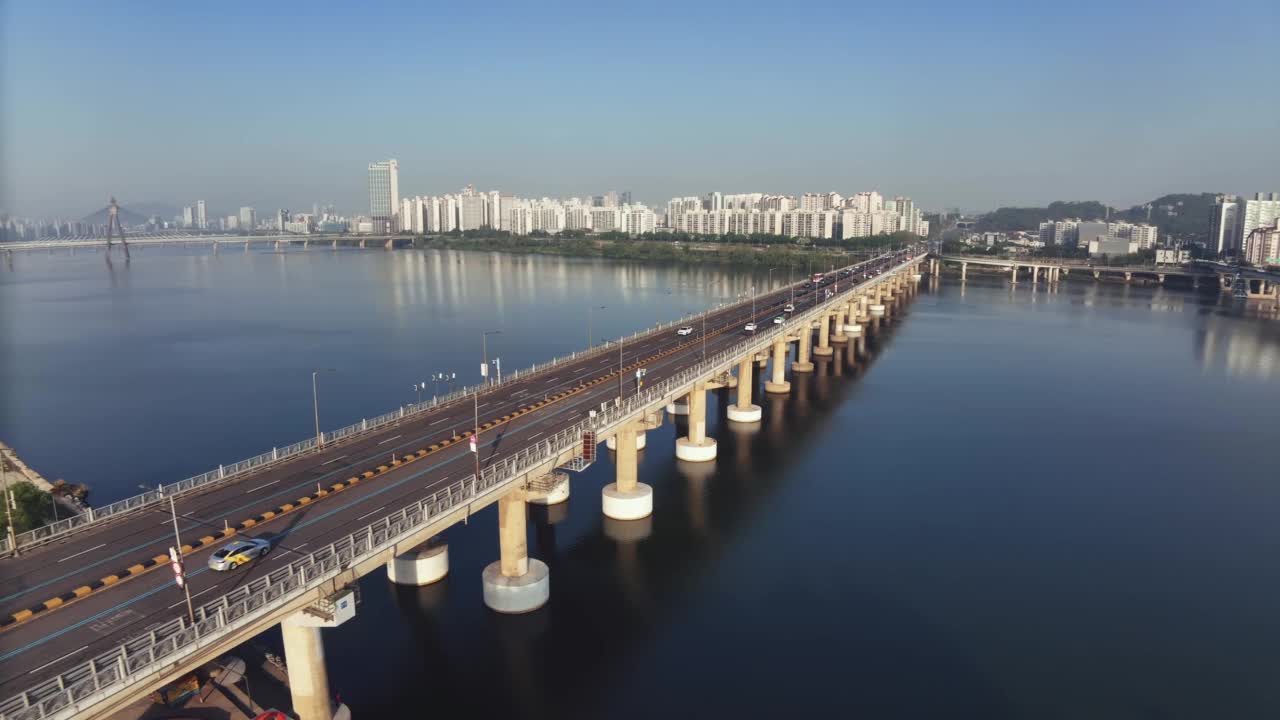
1243;220;1280;266
182;206;195;227
367;159;400;232
1209;195;1241;256
196;200;207;229
1239;193;1280;255
459;185;487;230
238;206;256;231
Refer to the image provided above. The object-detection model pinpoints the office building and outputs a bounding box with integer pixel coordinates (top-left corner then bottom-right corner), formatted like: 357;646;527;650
1209;195;1241;256
182;206;195;228
239;206;256;231
1239;193;1280;255
1244;220;1280;266
368;159;400;232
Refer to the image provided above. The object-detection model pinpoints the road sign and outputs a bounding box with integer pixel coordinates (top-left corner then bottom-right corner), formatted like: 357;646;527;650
469;434;477;453
169;546;185;587
480;363;488;377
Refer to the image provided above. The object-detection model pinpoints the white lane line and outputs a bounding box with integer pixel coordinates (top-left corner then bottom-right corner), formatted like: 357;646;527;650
57;544;106;564
573;367;588;374
377;434;402;446
28;646;89;674
274;543;307;561
428;417;449;427
167;586;217;609
319;455;347;466
528;431;544;440
356;506;387;522
246;479;280;494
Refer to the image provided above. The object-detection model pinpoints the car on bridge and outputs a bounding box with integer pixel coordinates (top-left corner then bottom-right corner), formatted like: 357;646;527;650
743;322;758;333
208;538;271;571
784;303;795;313
773;315;785;325
677;325;694;336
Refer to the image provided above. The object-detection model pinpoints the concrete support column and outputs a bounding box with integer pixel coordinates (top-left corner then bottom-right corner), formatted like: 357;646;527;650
765;339;791;394
813;314;834;356
607;430;646;450
845;324;863;357
387;539;449;586
1093;270;1101;281
1010;265;1019;284
675;382;717;462
961;261;968;282
281;620;332;720
1125;272;1132;283
793;323;814;373
483;491;550;613
831;308;848;344
728;355;762;423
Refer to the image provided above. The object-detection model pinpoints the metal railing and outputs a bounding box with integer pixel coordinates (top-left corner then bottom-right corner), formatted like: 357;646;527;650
0;251;923;720
0;251;877;556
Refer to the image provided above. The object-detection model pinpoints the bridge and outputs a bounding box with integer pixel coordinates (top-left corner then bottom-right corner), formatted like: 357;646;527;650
931;254;1280;300
0;246;928;720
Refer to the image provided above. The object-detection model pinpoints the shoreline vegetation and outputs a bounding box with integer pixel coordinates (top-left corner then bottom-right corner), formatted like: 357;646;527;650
416;228;923;269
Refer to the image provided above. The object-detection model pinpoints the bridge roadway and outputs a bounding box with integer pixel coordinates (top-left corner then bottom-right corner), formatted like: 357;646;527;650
0;248;915;703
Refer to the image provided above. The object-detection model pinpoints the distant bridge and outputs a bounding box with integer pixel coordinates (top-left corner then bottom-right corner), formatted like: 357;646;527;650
931;254;1280;300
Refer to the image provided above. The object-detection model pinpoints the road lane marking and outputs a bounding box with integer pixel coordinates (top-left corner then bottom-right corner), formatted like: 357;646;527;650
355;506;386;522
377;435;402;446
528;432;544;440
28;645;89;675
167;586;216;609
57;544;106;564
428;417;449;426
319;455;347;466
246;480;280;493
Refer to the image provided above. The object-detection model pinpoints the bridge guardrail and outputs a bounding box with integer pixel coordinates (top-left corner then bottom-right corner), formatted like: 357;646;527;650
0;254;805;556
0;249;922;720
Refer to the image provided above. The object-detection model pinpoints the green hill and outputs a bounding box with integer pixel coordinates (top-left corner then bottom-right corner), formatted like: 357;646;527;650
976;193;1218;241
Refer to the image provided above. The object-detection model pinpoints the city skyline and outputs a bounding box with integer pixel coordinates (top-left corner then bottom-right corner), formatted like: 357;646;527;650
4;1;1277;218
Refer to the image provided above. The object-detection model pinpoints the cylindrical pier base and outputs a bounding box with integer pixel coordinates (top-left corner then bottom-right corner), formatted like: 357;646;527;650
387;541;449;586
482;558;550;614
764;381;791;394
675;437;718;462
607;432;646;451
602;481;654;520
666;401;689;416
727;403;763;423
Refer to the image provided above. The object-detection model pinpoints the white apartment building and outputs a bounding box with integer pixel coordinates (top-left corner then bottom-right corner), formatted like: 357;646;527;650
1240;193;1280;253
196;200;207;230
238;206;256;231
847;191;884;213
590;207;621;233
1244;220;1280;266
620;204;656;235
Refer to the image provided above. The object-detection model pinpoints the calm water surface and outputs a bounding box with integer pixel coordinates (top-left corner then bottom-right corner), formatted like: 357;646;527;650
4;247;1280;719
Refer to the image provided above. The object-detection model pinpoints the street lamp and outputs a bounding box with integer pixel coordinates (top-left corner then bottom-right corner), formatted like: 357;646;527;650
141;484;195;624
602;337;625;400
587;305;606;349
312;368;336;447
481;330;502;385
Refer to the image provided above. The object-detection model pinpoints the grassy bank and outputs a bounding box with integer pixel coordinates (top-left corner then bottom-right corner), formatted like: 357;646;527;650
418;233;903;270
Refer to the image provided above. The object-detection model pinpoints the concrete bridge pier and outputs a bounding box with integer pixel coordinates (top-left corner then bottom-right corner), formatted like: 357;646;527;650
387;538;449;586
666;394;690;416
675;382;718;462
813;313;834;356
728;355;763;423
483;490;550;613
869;302;885;331
1093;270;1101;281
793;323;815;373
604;422;653;520
831;308;848;344
607;430;647;450
1124;272;1132;283
765;339;791;394
331;239;338;250
844;323;864;358
280;617;334;720
1010;264;1019;284
961;261;968;282
1158;273;1166;284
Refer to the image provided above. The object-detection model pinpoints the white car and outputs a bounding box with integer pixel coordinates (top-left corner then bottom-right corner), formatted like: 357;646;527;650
677;326;694;336
773;315;785;325
783;303;795;313
743;322;758;333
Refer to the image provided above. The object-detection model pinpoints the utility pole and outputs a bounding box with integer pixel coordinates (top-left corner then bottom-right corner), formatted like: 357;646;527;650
472;391;482;483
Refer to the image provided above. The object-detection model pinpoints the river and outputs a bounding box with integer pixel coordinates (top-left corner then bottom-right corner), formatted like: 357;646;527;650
3;246;1280;718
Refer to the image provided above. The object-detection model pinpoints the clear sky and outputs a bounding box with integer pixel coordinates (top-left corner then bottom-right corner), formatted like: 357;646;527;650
2;0;1276;218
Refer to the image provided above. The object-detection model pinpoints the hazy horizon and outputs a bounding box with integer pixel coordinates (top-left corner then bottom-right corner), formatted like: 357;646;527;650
3;1;1277;218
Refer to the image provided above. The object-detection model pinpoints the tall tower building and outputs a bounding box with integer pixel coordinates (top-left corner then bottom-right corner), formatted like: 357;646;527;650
368;159;400;232
1209;195;1240;256
195;200;207;229
239;206;257;230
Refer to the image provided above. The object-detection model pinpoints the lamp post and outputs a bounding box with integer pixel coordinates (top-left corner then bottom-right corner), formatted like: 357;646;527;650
587;305;606;349
142;484;195;624
312;368;335;447
481;330;501;385
1;454;17;554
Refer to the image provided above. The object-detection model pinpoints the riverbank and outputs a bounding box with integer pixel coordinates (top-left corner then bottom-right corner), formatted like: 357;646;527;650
418;234;862;269
0;441;85;534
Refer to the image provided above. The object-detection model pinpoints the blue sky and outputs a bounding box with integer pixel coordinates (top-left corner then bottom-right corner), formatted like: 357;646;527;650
3;0;1276;218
